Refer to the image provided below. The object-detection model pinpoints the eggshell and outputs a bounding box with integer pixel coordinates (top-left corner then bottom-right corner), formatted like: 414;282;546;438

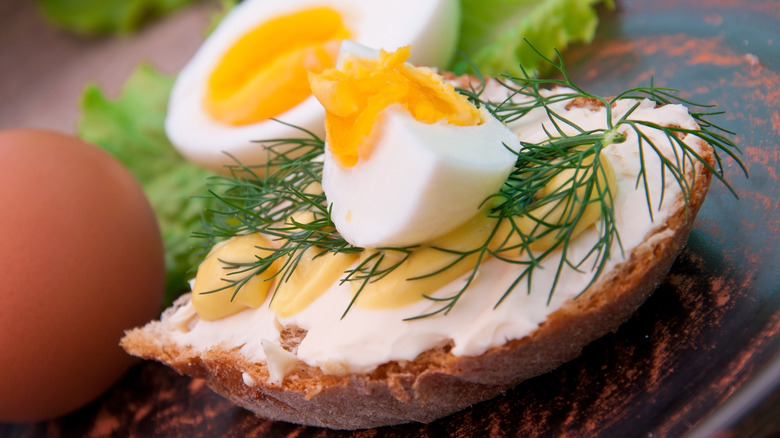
0;129;165;422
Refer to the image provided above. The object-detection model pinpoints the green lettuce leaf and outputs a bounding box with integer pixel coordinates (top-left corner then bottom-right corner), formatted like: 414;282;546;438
453;0;612;77
78;64;214;307
35;0;201;35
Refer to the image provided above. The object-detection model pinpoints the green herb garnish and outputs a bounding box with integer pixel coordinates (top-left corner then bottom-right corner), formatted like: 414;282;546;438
196;51;745;319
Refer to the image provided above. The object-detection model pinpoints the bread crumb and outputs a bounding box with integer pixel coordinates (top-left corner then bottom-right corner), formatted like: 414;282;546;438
261;338;299;384
242;372;256;387
169;302;197;332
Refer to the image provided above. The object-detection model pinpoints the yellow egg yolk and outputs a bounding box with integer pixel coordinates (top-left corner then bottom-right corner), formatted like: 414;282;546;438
308;46;483;167
204;7;351;126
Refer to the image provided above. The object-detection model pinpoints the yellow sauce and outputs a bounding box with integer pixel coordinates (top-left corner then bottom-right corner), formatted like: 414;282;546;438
192;153;615;316
191;233;280;320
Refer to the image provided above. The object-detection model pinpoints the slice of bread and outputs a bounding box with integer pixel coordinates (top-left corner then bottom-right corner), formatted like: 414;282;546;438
121;82;715;430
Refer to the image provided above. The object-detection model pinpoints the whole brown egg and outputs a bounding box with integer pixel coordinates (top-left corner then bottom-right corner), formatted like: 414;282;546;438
0;129;165;422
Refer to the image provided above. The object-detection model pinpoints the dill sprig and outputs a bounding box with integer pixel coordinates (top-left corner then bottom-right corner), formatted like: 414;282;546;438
194;52;745;320
199;122;328;235
194;123;359;303
482;48;746;216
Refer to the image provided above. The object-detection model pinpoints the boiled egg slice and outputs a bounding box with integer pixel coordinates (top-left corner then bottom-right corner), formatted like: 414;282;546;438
310;43;521;249
165;0;461;173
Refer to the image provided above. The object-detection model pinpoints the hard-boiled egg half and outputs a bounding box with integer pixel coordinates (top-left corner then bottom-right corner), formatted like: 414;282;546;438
310;42;521;249
165;0;461;173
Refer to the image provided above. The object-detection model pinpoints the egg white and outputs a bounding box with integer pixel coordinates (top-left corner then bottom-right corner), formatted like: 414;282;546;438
165;0;461;173
323;105;521;249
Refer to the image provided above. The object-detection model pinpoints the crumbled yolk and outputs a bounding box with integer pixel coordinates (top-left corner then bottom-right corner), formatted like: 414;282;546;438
204;7;351;126
308;46;483;167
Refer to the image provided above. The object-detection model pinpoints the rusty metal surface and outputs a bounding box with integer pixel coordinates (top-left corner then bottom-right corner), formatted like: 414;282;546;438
1;0;779;436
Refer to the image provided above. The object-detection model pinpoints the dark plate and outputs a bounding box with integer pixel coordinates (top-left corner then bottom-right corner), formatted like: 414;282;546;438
2;0;779;436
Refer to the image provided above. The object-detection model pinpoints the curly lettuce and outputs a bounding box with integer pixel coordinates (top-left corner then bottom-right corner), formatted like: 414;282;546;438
452;0;613;77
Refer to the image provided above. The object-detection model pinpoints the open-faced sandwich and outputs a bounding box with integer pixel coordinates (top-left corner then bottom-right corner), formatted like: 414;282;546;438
120;34;743;428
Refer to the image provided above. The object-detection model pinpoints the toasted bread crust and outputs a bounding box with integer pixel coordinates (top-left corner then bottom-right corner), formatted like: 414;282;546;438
121;92;716;429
